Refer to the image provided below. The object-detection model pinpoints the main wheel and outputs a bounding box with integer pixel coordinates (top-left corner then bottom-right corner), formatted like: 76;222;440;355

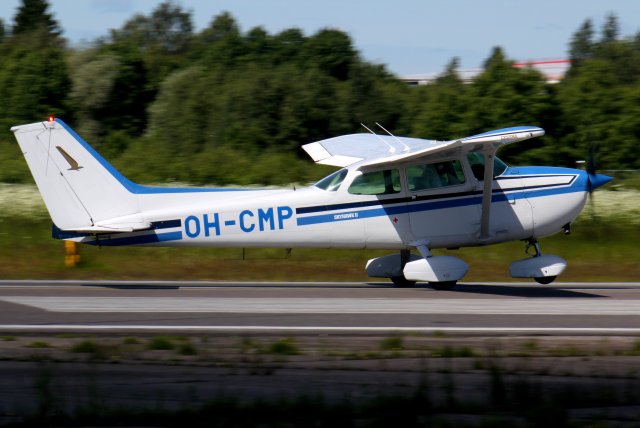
534;276;556;285
391;276;417;287
429;281;457;290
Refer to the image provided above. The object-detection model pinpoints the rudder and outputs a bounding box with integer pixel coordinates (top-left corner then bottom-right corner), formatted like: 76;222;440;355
11;119;139;231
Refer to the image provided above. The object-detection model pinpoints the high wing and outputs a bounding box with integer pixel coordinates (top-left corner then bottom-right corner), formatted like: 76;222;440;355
303;125;546;242
303;126;544;167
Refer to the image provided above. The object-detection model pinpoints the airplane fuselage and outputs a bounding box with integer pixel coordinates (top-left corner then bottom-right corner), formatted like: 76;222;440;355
63;165;590;251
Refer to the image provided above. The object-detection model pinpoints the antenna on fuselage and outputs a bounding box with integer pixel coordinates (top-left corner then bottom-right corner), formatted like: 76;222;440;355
361;123;396;154
376;122;410;152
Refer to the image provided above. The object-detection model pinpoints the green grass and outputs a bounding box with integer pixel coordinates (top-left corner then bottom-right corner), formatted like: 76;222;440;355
177;343;198;356
147;336;175;351
431;346;475;358
122;337;140;345
70;340;104;356
380;335;404;351
26;341;51;349
263;338;300;356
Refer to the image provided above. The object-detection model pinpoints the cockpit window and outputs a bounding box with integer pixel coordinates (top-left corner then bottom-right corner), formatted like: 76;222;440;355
407;160;466;191
348;169;401;195
314;169;347;191
466;153;508;180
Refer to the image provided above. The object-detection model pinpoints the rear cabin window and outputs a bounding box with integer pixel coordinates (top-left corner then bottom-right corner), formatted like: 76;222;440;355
348;169;401;195
407;160;466;191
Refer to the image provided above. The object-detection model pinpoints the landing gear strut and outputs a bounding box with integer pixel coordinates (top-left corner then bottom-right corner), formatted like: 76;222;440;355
525;239;557;284
525;238;542;258
390;249;417;287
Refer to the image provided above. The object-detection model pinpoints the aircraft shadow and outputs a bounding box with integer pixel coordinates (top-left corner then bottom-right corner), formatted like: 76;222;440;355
82;282;391;290
83;284;180;290
439;284;605;298
81;282;604;297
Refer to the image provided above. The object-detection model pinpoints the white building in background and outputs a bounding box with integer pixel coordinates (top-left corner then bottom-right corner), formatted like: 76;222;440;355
400;59;571;86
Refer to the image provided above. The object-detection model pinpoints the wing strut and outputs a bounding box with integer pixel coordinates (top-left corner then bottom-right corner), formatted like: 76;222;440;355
479;150;495;240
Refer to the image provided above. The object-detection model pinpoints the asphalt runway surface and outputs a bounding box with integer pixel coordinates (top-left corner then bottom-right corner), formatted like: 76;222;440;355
1;280;640;334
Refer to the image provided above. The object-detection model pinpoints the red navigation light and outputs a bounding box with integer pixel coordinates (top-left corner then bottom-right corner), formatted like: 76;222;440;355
48;115;55;122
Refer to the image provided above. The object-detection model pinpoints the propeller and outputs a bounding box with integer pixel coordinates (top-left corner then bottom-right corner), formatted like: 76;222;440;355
584;136;613;194
581;133;612;221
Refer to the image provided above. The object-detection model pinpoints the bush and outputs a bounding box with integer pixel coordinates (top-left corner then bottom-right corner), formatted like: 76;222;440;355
147;336;174;350
264;338;300;355
380;336;404;351
70;340;101;354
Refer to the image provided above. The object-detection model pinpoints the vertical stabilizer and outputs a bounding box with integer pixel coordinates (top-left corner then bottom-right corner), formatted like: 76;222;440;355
11;119;138;230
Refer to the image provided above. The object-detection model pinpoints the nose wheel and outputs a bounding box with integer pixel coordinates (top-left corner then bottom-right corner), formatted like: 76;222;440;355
534;276;557;285
509;238;566;285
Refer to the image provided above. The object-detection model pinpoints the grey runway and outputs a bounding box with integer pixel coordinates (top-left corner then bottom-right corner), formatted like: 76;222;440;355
1;280;640;333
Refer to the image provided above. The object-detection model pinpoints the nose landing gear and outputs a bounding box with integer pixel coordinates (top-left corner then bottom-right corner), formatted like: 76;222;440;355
509;238;567;284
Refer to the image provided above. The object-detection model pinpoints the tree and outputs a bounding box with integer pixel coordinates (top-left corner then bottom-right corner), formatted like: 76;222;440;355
461;47;555;163
109;1;193;88
0;28;70;126
194;12;243;67
271;28;305;65
569;19;594;62
410;58;469;140
305;29;357;80
67;50;121;145
111;1;192;53
12;0;61;36
601;13;619;44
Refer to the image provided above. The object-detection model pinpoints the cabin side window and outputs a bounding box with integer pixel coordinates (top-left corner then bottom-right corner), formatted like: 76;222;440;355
407;160;466;191
315;169;348;191
348;169;401;195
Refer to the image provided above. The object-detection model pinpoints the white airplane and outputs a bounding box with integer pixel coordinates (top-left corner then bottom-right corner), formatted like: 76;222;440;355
12;117;612;289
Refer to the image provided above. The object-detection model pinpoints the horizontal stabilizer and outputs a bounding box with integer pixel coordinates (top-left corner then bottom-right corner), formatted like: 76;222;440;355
67;222;152;234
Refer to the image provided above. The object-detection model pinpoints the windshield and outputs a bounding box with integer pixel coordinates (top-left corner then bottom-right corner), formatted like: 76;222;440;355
314;169;348;191
466;153;508;180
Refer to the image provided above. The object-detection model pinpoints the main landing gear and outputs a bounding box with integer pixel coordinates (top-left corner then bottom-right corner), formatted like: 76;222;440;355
508;238;567;285
390;250;417;287
367;238;567;289
366;247;468;290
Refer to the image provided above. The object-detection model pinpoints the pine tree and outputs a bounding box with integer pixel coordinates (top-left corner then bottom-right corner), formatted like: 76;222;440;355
601;13;619;44
569;19;594;62
12;0;61;36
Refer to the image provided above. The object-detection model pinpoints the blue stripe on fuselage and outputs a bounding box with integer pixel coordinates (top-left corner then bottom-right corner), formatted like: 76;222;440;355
296;172;586;226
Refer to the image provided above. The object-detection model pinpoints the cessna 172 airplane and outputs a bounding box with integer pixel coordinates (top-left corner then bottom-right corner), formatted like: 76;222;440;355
12;117;612;289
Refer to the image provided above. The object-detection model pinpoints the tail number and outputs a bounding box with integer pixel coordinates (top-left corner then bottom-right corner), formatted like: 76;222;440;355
184;206;293;238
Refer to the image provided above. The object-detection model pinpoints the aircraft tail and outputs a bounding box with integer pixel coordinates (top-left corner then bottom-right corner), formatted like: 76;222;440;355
11;118;144;232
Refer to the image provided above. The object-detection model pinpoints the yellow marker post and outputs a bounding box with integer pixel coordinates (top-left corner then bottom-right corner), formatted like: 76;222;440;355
64;241;80;267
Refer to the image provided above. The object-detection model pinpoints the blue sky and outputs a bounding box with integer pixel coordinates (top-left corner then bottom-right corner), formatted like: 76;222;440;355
2;0;640;75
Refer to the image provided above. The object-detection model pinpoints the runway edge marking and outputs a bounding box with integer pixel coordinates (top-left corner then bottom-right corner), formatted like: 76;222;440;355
4;325;640;334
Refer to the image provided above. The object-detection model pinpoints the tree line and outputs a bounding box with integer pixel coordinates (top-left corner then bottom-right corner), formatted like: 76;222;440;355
0;0;637;185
